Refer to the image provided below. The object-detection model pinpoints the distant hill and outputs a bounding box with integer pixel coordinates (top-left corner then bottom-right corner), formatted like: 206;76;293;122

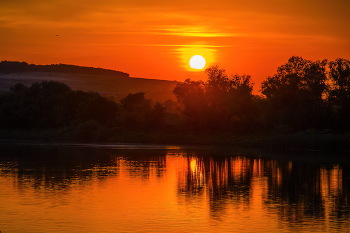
0;60;129;77
0;61;178;102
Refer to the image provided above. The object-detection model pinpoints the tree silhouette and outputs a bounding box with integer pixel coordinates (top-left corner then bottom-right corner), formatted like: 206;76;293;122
329;58;350;129
173;66;256;131
64;90;118;125
0;81;118;129
119;92;166;129
173;79;207;129
261;56;328;130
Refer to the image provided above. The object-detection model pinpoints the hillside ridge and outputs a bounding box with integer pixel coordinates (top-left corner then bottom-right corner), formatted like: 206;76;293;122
0;60;130;77
0;61;178;102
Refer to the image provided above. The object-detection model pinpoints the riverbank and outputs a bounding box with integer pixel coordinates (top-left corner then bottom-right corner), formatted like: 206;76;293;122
1;126;350;152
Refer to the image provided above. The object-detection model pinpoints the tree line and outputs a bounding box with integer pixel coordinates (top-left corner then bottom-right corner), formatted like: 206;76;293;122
174;56;350;133
0;60;129;77
0;56;349;135
0;81;169;132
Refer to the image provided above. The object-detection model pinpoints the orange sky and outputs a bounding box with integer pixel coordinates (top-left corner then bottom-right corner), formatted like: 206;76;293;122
1;0;350;93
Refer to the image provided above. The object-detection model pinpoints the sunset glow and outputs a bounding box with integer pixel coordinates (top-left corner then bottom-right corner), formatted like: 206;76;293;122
0;1;349;93
1;0;350;231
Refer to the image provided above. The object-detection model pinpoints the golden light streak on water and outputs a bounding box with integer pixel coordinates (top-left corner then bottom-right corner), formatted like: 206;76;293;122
0;146;349;232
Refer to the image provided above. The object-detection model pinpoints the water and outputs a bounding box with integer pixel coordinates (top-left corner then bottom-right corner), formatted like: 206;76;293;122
0;142;349;232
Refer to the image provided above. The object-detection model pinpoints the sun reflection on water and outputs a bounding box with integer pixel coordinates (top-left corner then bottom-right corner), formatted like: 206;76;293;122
0;145;349;232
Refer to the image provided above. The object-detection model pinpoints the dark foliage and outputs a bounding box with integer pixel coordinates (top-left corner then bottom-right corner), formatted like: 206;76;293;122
174;56;350;133
0;81;71;129
1;56;350;138
173;66;258;131
173;79;207;129
119;92;167;129
328;58;350;130
0;81;118;129
0;60;129;77
261;56;329;131
64;90;119;125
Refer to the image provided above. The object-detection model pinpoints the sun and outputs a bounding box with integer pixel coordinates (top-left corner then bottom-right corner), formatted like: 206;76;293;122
189;55;206;69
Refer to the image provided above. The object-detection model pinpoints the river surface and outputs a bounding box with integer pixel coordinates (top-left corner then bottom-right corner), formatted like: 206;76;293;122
0;142;349;232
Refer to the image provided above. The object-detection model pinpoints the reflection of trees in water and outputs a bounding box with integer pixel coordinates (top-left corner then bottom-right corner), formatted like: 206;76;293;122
177;157;205;197
207;156;253;215
265;161;350;227
0;145;166;192
265;161;326;223
177;155;254;216
121;152;166;180
1;145;349;225
176;153;350;224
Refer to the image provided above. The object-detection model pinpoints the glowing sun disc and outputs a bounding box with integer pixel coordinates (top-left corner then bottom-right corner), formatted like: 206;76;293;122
189;55;206;69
